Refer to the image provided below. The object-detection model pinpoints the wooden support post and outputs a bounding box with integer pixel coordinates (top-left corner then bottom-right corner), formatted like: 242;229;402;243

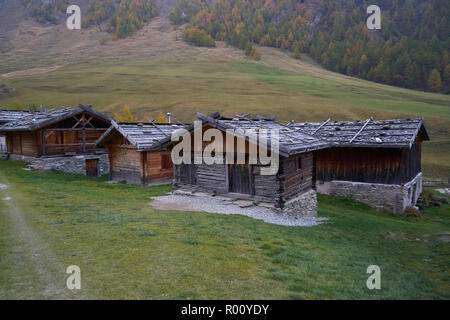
82;128;86;153
312;151;317;190
42;129;46;155
81;113;87;153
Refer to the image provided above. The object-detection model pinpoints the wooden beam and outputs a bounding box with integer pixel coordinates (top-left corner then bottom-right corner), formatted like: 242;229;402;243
311;118;331;135
349;118;373;144
150;120;170;138
45;130;55;139
82;129;86;153
43;128;107;132
41;129;46;155
84;116;95;128
45;143;95;147
72;115;82;129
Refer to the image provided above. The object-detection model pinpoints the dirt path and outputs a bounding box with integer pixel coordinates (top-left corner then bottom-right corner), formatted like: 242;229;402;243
1;66;62;79
0;171;87;299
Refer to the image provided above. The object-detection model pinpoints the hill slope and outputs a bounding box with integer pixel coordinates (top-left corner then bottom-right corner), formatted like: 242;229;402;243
177;0;450;93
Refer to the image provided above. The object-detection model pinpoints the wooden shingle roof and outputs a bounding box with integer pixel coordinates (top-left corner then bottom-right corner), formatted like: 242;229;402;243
96;120;188;151
196;112;329;156
290;118;429;148
0;110;33;124
0;104;112;131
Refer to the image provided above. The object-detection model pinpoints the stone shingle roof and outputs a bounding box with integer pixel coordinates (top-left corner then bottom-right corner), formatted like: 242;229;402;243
0;105;112;131
0;110;33;124
196;112;330;156
290;118;429;148
96;120;188;151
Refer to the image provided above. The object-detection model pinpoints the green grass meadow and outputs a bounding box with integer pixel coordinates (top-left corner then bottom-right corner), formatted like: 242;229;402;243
0;160;448;299
1;59;449;178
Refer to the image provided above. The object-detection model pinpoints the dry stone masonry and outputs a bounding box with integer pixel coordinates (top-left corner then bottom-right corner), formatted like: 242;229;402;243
9;154;109;176
317;172;422;213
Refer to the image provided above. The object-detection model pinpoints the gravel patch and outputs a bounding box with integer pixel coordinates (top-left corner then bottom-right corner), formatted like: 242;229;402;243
436;188;450;196
150;194;328;227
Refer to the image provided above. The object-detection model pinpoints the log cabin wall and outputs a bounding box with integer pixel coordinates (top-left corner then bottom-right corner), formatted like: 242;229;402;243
173;161;228;195
196;163;228;193
144;151;174;184
171;124;316;206
108;144;143;185
41;113;109;155
2;110;110;156
5;132;39;156
106;135;175;185
279;152;314;202
42;129;106;155
316;140;422;185
8;128;108;156
173;152;315;207
252;163;282;205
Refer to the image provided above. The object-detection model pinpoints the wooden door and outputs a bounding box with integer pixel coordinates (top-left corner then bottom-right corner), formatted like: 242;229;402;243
86;159;99;177
177;163;197;185
12;133;21;153
230;164;253;195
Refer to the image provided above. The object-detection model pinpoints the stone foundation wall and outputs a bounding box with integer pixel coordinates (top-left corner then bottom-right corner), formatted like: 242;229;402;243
9;154;109;176
317;172;423;213
280;189;318;217
0;136;6;153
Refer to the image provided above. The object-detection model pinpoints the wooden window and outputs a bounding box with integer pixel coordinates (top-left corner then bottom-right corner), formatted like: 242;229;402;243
161;154;172;169
296;157;302;171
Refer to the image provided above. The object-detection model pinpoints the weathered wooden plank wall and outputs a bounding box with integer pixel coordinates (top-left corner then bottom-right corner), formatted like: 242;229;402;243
6;132;39;156
316;142;422;184
146;151;174;182
108;145;143;184
196;163;228;193
253;164;281;204
279;153;313;202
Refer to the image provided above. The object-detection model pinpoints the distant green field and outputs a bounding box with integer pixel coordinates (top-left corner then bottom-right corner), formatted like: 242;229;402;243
0;160;449;299
1;59;449;178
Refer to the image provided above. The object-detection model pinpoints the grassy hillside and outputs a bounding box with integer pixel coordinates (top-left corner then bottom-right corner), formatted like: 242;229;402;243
0;160;449;299
0;6;448;179
1;57;449;179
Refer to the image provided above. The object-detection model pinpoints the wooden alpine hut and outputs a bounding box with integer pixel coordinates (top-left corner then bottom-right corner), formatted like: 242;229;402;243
0;110;33;153
161;112;330;217
0;104;112;176
95;120;186;186
291;118;430;212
